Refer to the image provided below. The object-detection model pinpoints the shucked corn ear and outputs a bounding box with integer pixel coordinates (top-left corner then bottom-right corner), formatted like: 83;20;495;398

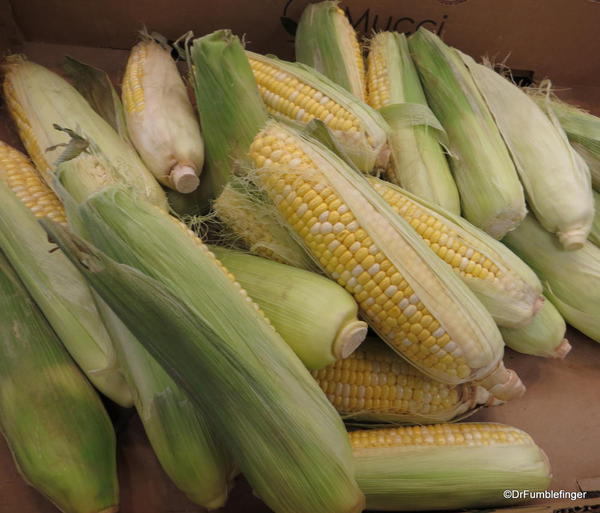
0;141;131;406
504;214;600;343
366;32;460;214
409;29;526;238
295;1;366;100
368;176;543;328
0;252;118;513
213;182;313;268
463;56;593;250
312;339;495;423
248;121;523;400
191;30;268;206
122;37;204;193
45;187;364;513
500;297;571;359
2;56;168;210
98;305;234;509
247;51;389;172
352;423;551;511
211;246;367;369
529;86;600;191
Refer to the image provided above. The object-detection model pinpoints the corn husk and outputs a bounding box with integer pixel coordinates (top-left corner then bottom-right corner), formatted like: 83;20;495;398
368;176;542;329
211;246;367;369
367;32;460;214
353;423;551;511
2;56;167;210
0;251;118;513
500;297;570;359
190;30;268;208
122;38;204;193
0;178;131;406
42;187;364;513
463;56;593;250
503;214;600;343
589;189;600;247
212;182;313;268
408;29;526;238
295;1;366;100
247;51;389;173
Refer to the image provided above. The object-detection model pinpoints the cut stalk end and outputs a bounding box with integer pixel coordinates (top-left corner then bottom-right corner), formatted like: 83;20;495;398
552;338;572;359
171;163;200;193
477;362;526;402
557;228;587;251
332;321;368;360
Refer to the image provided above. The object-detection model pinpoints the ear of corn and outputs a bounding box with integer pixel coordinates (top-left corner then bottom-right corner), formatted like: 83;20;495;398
247;51;389;173
97;302;235;509
529;86;600;191
122;38;204;193
0;251;118;513
43;187;364;513
367;32;460;214
63;56;131;141
368;176;543;328
191;30;269;207
463;56;594;250
500;297;571;358
408;29;526;239
0;141;132;406
504;214;600;343
248;120;523;401
312;339;495;423
295;1;366;101
213;182;314;268
211;246;367;369
590;189;600;247
352;423;551;511
2;56;168;210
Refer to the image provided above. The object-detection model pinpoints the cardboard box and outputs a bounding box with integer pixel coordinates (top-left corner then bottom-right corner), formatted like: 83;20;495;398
1;1;600;511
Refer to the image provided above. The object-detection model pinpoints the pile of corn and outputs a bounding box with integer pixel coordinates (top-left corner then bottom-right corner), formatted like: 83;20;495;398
4;2;600;511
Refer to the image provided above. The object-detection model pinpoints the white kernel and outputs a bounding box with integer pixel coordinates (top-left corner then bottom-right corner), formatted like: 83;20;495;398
276;72;287;80
271;150;284;161
289;90;299;101
399;298;409;309
290;158;302;167
430;344;440;353
320;222;333;234
347;221;358;232
319;211;329;222
368;263;380;276
444;341;457;353
459;257;469;271
310;223;321;235
409;293;419;304
404;304;417;317
365;297;375;306
341;270;352;282
296;108;306;121
385;285;398;297
324;113;334;124
314;183;326;192
401;338;412;347
349;241;361;253
328;240;341;252
369;244;378;254
352;265;364;277
432;328;445;338
332;272;341;279
465;248;474;259
296;204;308;216
264;158;273;166
338;205;349;214
347;277;357;288
333;222;345;233
354;284;363;293
320;95;329;104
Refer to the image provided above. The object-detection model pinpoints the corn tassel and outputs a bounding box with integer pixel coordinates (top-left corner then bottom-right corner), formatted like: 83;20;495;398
295;1;366;100
366;32;460;214
122;38;204;193
408;29;526;238
0;251;118;513
352;423;551;511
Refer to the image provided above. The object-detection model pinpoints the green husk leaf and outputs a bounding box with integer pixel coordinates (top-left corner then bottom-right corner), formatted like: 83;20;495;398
590;190;600;247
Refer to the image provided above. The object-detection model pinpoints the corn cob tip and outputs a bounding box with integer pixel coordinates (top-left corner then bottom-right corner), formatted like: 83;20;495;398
557;228;587;251
551;338;572;359
477;362;526;402
332;320;368;359
170;163;200;193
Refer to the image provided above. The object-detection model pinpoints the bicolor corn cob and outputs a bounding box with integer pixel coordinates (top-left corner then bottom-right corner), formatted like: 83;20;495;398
0;141;132;406
463;55;593;250
2;56;167;210
312;340;495;423
408;29;526;238
295;1;366;100
369;176;542;328
122;38;204;193
0;251;118;513
248;121;523;401
352;423;551;511
247;51;389;172
504;214;600;343
366;32;460;214
45;185;365;513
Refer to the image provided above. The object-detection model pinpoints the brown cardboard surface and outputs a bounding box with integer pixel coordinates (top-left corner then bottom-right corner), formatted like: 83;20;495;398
1;329;599;513
8;0;600;88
